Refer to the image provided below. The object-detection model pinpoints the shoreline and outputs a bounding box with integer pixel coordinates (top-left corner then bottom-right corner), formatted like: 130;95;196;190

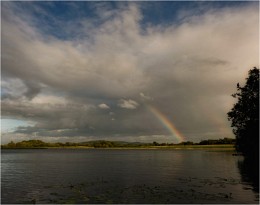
1;144;235;150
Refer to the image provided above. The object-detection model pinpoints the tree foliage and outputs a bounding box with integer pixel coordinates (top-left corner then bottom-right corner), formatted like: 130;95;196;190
199;138;235;145
227;67;259;159
1;138;235;149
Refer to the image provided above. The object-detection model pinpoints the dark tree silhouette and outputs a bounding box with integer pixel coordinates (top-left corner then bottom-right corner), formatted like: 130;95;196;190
227;67;259;160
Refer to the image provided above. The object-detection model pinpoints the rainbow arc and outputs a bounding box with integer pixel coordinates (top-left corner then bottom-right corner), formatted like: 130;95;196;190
147;105;185;143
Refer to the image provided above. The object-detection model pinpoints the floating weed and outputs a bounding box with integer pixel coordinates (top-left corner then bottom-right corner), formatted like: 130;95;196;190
105;199;114;204
49;199;58;203
63;198;77;204
39;180;244;204
243;186;252;190
217;192;233;199
50;192;59;196
69;184;75;189
83;196;90;202
30;199;36;204
93;194;107;203
43;185;53;189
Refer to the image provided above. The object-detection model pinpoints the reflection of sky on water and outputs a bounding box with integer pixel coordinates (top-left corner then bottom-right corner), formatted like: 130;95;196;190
1;149;258;204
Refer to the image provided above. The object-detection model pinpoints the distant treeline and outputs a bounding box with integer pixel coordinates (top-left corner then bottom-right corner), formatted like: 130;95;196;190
1;138;235;149
179;138;236;145
1;140;147;149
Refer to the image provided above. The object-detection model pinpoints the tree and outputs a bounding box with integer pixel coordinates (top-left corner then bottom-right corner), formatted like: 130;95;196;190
7;141;16;148
153;141;159;146
227;67;259;160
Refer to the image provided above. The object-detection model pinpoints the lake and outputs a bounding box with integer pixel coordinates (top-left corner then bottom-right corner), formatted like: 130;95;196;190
1;149;259;204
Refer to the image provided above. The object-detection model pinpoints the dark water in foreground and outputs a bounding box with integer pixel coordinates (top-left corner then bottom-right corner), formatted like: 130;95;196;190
1;149;259;204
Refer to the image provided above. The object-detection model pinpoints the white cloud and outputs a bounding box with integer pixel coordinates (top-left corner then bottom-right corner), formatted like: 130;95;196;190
140;92;153;101
98;103;110;109
31;94;67;105
118;99;139;109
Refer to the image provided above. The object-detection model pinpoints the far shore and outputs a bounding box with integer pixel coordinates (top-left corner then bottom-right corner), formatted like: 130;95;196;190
1;144;235;150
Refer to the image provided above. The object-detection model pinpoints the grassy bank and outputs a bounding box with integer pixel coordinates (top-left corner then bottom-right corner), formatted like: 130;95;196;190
155;144;235;150
1;139;235;150
87;144;235;150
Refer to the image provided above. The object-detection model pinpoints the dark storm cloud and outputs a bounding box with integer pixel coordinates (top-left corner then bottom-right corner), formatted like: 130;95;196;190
1;1;259;143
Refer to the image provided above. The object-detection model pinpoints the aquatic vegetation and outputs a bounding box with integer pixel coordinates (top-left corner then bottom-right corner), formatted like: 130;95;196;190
27;177;245;204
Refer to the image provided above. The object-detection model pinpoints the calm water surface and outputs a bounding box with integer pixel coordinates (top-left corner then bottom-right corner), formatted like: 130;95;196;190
1;149;259;204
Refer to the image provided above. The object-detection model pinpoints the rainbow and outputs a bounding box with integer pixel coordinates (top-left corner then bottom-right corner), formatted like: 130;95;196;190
147;105;185;143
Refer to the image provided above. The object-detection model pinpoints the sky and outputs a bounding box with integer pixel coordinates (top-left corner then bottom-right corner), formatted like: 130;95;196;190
1;1;259;144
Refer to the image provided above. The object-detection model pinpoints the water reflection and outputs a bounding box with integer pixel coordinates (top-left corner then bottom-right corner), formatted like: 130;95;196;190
237;157;259;193
2;149;259;203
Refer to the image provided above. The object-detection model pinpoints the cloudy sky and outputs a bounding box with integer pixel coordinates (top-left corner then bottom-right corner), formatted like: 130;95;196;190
1;1;259;144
